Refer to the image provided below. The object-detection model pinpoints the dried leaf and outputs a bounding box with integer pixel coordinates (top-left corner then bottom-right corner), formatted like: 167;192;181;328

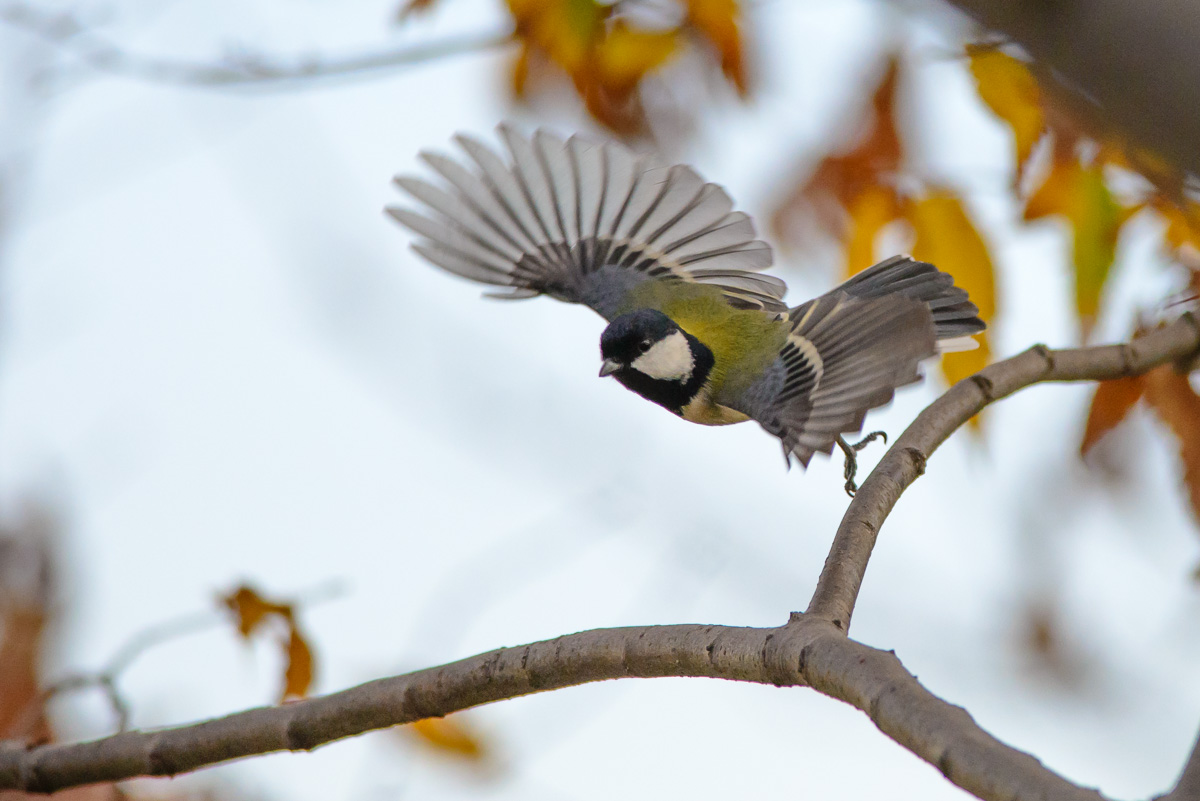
682;0;747;94
0;606;47;740
409;716;489;761
592;22;679;99
1024;158;1130;339
283;626;314;701
905;189;997;425
395;0;437;23
220;584;291;638
967;46;1044;181
1080;375;1146;457
219;584;316;703
1145;365;1200;522
771;54;902;250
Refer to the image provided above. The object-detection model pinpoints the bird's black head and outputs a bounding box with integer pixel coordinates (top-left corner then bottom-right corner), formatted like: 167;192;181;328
598;309;714;415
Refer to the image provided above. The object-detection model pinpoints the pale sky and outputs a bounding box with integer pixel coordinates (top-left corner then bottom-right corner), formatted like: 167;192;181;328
0;0;1198;799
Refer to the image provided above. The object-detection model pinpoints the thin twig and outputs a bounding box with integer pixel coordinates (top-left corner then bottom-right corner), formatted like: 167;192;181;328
0;3;514;88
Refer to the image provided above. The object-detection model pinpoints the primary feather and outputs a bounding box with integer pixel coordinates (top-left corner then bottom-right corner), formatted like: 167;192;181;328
389;125;788;318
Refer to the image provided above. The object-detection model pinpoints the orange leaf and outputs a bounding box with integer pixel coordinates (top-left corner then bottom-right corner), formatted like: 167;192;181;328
220;584;292;638
282;626;314;701
967;46;1044;181
593;22;678;98
1080;375;1146;457
771;54;903;251
1145;365;1200;522
408;716;489;761
683;0;747;94
905;189;996;429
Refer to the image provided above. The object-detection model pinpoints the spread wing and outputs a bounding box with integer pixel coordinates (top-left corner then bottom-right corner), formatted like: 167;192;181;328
387;125;787;319
729;257;983;467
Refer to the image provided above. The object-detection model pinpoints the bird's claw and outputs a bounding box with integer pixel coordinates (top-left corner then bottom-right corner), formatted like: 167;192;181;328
835;431;888;497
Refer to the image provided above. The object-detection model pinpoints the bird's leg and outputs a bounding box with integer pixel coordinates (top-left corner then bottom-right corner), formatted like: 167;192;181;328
835;431;888;497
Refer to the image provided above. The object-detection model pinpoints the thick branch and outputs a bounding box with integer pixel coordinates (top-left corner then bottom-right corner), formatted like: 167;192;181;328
807;314;1200;628
939;0;1200;180
0;4;512;87
0;616;1104;800
1162;723;1200;800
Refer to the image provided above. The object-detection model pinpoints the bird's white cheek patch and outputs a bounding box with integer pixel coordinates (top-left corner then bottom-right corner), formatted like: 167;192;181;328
631;331;695;382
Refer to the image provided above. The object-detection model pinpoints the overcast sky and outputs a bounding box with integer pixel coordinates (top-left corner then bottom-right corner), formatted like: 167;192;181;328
1;0;1198;799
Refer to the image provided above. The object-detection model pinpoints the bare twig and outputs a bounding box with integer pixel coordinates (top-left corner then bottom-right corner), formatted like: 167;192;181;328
805;315;1200;629
3;323;1197;797
0;3;513;88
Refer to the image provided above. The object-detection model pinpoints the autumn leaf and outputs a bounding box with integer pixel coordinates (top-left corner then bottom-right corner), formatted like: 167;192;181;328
408;716;490;761
771;54;903;255
219;584;316;703
1080;375;1146;457
967;45;1044;182
682;0;747;94
592;22;679;100
1145;365;1200;522
844;184;902;276
905;189;997;420
1024;157;1131;339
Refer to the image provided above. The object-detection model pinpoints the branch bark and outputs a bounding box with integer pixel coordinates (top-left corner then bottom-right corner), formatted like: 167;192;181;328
1163;724;1200;800
939;0;1200;180
2;318;1196;799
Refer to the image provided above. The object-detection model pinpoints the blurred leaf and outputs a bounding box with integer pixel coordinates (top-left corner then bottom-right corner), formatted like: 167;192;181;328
283;626;314;701
394;0;437;23
1145;365;1200;523
219;584;315;703
967;45;1044;182
906;189;996;427
592;22;679;99
682;0;747;94
771;54;902;252
1025;158;1131;339
1080;375;1146;457
845;184;902;275
221;584;291;638
0;606;47;740
408;716;489;761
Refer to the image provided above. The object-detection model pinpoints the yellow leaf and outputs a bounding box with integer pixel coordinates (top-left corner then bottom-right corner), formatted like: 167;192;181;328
845;184;901;276
1023;158;1128;339
594;22;678;97
409;716;489;761
219;584;317;704
906;189;997;430
683;0;747;94
967;46;1044;180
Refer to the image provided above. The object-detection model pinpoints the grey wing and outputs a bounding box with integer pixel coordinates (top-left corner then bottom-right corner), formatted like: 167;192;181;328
731;291;938;467
387;125;786;320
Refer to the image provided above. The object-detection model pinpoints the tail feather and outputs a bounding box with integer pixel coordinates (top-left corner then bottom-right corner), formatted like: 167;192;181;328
838;255;986;340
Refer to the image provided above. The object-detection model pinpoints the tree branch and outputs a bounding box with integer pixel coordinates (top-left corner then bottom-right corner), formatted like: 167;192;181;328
1162;723;1200;800
938;0;1200;180
0;3;513;88
806;315;1200;628
4;320;1197;799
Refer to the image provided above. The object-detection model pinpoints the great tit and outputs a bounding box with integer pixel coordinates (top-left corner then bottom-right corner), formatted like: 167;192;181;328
387;125;985;490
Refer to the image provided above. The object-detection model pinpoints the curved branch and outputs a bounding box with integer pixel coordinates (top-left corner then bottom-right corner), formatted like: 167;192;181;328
807;314;1200;628
0;4;513;87
0;617;1105;801
4;323;1196;799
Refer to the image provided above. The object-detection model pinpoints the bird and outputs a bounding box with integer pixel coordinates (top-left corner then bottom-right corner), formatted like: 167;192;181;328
387;125;985;494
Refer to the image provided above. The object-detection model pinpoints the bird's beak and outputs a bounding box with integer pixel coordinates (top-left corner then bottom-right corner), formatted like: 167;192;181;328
599;358;622;377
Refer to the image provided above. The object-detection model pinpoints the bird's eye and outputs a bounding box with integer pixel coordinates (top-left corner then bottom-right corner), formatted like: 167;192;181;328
638;341;652;353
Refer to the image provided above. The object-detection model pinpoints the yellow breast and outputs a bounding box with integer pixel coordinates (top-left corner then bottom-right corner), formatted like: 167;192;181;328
680;383;750;426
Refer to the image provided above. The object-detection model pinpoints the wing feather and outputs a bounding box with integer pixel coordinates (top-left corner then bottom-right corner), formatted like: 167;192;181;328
390;125;785;317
